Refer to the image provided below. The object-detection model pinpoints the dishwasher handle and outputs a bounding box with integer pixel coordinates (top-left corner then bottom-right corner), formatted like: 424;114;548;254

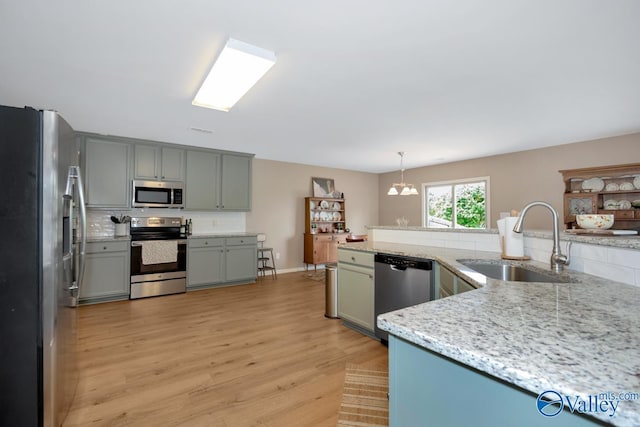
375;253;433;270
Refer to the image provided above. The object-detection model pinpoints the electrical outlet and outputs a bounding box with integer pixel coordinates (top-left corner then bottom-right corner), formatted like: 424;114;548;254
276;252;280;260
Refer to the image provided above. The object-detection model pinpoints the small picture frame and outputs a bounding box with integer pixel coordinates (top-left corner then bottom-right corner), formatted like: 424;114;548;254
312;177;335;197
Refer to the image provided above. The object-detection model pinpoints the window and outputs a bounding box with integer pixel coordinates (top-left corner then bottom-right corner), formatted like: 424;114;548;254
423;177;490;229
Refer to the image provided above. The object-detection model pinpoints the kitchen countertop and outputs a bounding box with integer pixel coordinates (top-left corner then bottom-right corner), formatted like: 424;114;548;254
367;225;640;250
188;232;258;238
87;235;131;242
88;233;258;241
341;241;640;426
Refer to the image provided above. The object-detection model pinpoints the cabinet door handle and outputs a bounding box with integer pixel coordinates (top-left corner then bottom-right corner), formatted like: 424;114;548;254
351;256;355;262
103;246;107;250
204;242;208;245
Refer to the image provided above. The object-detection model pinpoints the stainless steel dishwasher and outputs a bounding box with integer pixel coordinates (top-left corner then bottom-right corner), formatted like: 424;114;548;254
374;254;433;342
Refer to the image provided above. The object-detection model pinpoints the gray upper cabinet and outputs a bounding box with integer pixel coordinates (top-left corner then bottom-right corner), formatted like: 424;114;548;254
79;132;251;211
185;150;220;210
134;145;184;181
82;136;131;208
221;154;252;211
185;151;253;211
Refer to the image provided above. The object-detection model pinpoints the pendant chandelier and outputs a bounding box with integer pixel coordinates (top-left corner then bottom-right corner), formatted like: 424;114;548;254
387;152;419;196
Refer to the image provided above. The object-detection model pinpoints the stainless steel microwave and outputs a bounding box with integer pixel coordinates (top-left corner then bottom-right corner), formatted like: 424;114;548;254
132;180;184;208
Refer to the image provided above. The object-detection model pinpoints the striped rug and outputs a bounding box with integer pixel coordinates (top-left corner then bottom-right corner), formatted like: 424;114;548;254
337;363;389;427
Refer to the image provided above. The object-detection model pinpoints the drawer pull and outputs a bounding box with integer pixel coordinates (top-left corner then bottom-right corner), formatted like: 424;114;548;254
103;246;107;250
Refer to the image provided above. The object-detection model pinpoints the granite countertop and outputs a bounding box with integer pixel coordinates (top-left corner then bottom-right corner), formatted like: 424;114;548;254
367;225;640;250
87;235;131;242
188;232;258;238
341;241;640;426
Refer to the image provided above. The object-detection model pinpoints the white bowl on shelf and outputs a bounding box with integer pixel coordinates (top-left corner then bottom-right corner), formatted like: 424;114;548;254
576;214;614;230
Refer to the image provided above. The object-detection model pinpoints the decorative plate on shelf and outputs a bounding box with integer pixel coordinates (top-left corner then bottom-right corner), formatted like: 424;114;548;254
582;177;605;191
619;200;632;210
634;176;640;189
332;212;341;221
603;199;619;210
620;182;634;191
605;182;619;192
320;200;329;209
309;201;316;210
332;202;341;211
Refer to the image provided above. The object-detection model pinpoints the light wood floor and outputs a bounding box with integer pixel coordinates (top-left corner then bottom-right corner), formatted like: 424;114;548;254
63;271;388;427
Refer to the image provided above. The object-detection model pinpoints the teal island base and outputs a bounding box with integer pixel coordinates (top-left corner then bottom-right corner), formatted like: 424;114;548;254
388;335;604;426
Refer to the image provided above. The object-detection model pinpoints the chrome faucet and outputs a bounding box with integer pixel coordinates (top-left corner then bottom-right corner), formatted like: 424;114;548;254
512;201;570;272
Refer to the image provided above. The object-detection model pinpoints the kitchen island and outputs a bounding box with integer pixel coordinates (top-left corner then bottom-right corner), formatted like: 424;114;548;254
343;240;640;426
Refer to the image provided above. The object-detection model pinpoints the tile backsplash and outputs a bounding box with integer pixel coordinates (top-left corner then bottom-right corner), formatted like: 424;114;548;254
371;228;640;287
87;208;246;238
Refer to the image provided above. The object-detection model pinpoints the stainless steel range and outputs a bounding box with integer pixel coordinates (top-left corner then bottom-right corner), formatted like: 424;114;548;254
130;217;187;299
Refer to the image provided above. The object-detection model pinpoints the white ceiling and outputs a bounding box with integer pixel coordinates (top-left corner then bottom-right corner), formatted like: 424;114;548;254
1;0;639;173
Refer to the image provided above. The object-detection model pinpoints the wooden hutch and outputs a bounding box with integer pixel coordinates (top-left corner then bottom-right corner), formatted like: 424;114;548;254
304;197;347;269
560;162;640;230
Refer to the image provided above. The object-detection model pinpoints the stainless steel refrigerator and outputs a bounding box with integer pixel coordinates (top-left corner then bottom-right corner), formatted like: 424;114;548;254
0;105;86;426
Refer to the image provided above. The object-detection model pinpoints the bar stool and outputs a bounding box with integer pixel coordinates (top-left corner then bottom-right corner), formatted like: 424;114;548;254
257;233;277;279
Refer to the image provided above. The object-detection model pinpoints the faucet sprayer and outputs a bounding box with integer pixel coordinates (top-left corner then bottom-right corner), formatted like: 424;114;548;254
513;201;571;272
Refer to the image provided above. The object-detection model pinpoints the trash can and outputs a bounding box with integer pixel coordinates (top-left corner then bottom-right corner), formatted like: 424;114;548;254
325;263;339;318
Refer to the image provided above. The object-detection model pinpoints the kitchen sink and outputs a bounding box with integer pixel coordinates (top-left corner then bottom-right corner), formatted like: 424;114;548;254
457;260;573;283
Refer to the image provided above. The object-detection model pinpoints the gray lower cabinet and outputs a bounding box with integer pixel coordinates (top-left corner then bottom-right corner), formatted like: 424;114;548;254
82;136;131;208
80;240;130;304
187;238;225;288
337;249;375;334
225;236;258;282
187;236;257;289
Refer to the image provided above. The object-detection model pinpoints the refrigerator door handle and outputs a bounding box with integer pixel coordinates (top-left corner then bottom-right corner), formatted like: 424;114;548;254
65;165;87;306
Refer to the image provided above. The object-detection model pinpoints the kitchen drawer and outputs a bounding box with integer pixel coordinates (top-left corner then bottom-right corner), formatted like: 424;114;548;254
311;234;334;243
614;210;635;220
188;238;224;248
338;249;374;267
225;236;257;246
86;240;129;254
599;209;634;220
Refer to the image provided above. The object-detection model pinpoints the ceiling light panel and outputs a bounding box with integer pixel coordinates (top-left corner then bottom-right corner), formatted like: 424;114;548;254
192;38;276;112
